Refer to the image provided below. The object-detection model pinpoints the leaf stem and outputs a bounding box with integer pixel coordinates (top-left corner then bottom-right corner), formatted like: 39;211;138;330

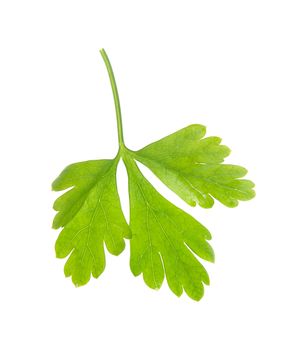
100;48;125;148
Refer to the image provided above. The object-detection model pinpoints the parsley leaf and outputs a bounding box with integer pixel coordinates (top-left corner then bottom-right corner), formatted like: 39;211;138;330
52;49;255;300
133;124;255;208
52;158;130;286
123;154;214;300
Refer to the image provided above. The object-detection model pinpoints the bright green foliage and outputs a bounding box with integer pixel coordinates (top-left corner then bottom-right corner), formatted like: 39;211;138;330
134;124;255;208
52;158;130;286
52;49;255;300
124;155;214;300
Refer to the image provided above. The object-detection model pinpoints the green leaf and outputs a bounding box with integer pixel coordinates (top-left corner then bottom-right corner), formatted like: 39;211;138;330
52;49;255;300
134;124;255;208
124;154;214;300
52;158;130;286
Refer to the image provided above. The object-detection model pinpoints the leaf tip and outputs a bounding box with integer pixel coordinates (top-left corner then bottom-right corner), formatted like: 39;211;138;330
51;178;60;192
209;250;215;263
52;216;61;230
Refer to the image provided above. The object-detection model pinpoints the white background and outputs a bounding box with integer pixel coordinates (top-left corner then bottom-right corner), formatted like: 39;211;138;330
0;1;287;349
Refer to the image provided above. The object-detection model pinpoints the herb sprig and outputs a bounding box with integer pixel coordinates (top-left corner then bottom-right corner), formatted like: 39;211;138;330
52;49;255;300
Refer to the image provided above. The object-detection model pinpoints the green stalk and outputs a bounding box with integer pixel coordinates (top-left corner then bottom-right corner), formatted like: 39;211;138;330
100;48;125;149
